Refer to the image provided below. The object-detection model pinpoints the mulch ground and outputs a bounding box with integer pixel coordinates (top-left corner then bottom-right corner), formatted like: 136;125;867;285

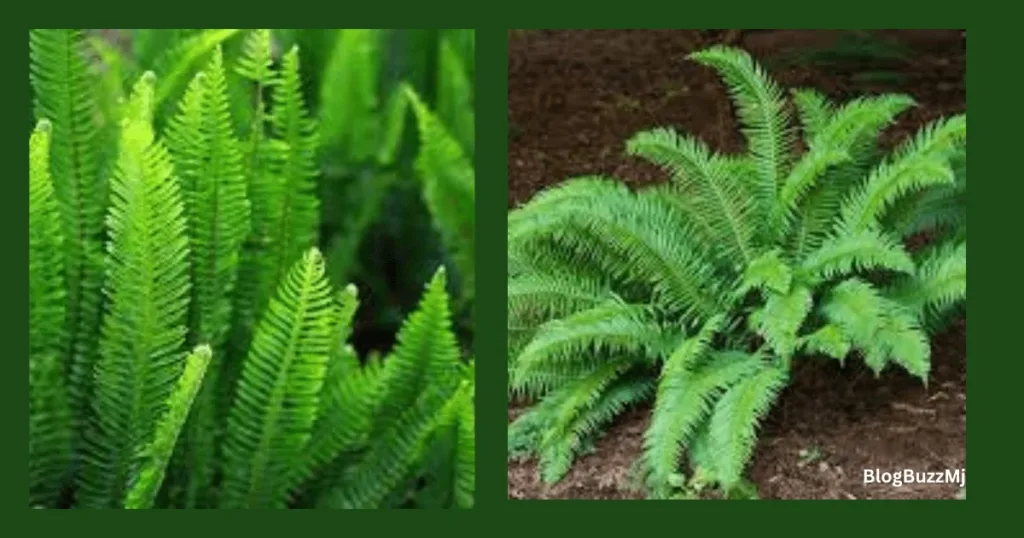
507;29;966;500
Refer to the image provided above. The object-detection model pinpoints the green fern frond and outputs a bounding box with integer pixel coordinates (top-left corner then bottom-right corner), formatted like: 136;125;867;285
838;115;966;234
708;364;788;489
163;48;252;507
230;29;280;352
29;119;72;507
287;285;379;490
264;46;321;303
167;47;251;349
30;29;106;436
79;72;192;508
509;177;728;319
324;268;463;509
220;248;335;509
790;89;835;139
642;316;757;496
508;270;615;326
125;345;211;509
779;94;915;230
626;128;759;265
405;85;476;303
511;301;666;396
800;229;915;282
688;46;795;225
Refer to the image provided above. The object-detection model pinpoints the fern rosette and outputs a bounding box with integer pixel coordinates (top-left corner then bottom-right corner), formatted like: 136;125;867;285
507;45;966;497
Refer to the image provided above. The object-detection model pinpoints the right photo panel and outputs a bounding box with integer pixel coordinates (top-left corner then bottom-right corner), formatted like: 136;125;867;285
507;29;966;501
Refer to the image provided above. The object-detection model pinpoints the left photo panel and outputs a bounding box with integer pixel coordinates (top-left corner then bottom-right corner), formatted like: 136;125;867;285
28;28;475;509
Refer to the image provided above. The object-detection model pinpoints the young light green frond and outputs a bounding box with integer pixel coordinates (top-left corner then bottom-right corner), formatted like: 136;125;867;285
29;119;72;507
30;29;106;433
125;345;211;509
405;85;476;303
688;46;794;215
319;29;381;162
819;278;929;378
800;229;915;282
152;29;241;109
80;75;192;507
369;267;462;438
708;364;788;489
220;248;335;509
750;285;813;360
626;127;759;265
643;349;763;497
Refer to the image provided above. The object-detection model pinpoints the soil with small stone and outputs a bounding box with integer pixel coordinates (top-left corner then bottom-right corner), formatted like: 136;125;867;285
507;29;966;500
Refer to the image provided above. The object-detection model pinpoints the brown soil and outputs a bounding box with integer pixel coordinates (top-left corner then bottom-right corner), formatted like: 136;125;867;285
507;29;966;500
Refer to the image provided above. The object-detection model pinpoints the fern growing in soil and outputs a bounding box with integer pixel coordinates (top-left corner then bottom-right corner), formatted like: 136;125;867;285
29;28;474;509
507;45;966;499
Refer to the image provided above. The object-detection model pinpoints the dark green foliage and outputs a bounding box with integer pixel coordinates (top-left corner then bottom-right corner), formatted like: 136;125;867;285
507;45;965;498
29;28;474;509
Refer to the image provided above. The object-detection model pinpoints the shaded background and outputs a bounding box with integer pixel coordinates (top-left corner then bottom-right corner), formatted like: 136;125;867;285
507;29;965;500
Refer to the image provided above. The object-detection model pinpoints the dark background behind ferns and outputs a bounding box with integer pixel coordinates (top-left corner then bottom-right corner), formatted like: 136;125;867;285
35;28;475;358
507;29;965;500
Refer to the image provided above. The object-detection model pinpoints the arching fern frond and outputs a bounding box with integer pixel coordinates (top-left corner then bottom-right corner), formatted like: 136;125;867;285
626;127;759;265
688;46;795;226
79;72;192;508
707;363;788;490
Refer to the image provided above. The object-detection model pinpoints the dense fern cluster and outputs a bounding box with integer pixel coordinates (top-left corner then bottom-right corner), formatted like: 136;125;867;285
507;46;965;498
29;28;474;509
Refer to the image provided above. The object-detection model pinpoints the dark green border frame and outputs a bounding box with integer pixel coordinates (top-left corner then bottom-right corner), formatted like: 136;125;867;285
6;14;1014;526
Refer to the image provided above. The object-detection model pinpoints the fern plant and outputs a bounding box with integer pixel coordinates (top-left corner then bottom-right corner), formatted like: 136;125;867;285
29;28;474;509
507;45;965;498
